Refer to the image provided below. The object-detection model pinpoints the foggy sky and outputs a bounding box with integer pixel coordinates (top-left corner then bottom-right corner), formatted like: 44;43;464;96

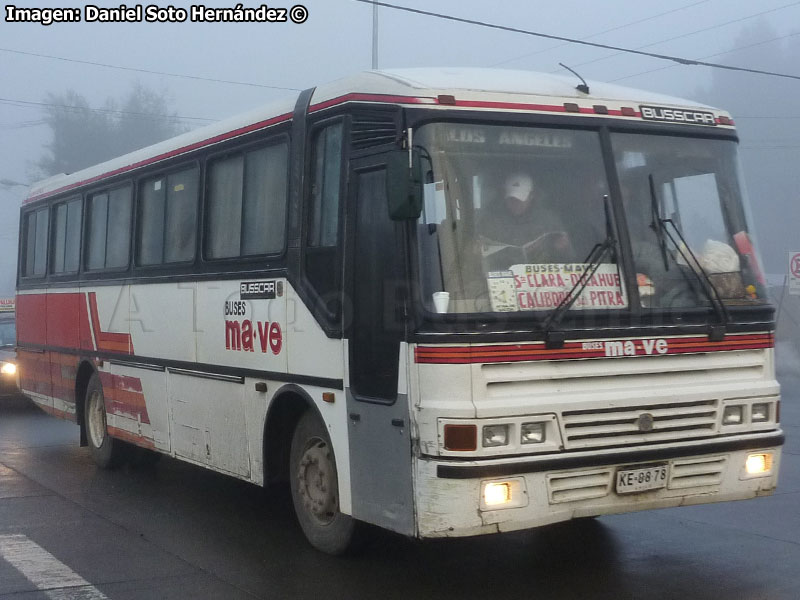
1;0;799;295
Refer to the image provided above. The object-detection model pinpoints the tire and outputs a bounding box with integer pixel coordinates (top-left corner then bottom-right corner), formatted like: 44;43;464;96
289;410;358;555
84;372;126;469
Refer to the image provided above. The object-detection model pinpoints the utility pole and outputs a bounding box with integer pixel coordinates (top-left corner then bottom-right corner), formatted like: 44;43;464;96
372;4;378;69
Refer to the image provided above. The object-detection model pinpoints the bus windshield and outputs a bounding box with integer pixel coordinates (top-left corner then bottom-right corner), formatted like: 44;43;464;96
611;132;766;311
415;122;765;315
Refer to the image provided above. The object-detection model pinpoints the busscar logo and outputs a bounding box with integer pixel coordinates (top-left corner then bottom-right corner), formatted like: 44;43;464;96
640;105;717;126
240;281;276;300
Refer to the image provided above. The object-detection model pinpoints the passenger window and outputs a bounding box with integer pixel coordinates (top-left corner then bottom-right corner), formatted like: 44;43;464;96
206;143;288;259
22;208;49;277
51;198;82;274
138;167;199;265
86;186;132;270
207;155;244;259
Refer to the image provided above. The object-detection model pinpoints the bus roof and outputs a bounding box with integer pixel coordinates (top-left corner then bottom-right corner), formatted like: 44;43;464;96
26;68;728;204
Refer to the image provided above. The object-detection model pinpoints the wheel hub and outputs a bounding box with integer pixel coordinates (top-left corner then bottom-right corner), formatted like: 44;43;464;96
87;390;107;449
297;440;337;525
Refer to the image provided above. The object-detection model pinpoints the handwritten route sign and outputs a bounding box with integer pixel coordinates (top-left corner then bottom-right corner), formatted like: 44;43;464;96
488;264;628;312
789;252;800;296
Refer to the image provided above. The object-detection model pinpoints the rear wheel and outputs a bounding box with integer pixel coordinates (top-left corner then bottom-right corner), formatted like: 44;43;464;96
289;411;358;555
85;372;125;469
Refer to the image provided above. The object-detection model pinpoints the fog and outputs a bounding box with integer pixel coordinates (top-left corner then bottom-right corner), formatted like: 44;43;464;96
1;0;799;296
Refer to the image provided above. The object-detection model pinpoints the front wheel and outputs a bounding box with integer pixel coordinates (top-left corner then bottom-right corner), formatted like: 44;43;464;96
85;372;125;469
289;411;359;555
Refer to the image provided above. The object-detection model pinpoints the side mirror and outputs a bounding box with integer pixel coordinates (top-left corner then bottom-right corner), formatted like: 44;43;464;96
386;150;423;220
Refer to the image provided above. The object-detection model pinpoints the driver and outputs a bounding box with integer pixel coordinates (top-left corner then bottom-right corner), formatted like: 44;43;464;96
479;172;571;262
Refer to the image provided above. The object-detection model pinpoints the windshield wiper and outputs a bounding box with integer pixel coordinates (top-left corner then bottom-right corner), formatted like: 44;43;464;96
542;195;617;348
648;174;729;340
649;175;670;271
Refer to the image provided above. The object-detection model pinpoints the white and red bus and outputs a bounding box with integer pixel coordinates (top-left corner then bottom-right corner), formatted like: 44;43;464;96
16;69;782;554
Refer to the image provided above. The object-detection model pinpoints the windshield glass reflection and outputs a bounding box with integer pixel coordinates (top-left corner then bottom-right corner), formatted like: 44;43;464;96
415;123;624;315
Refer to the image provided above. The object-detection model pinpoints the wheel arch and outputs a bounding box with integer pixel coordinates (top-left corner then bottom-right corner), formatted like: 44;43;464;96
263;384;324;485
74;359;97;447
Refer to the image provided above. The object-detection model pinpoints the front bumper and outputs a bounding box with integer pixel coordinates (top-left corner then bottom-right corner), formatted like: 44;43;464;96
415;431;783;538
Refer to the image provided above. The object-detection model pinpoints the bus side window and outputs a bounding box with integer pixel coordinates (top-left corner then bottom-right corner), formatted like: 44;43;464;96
51;198;82;274
138;167;198;266
86;186;132;271
305;122;344;316
206;142;288;259
22;208;49;277
165;169;199;263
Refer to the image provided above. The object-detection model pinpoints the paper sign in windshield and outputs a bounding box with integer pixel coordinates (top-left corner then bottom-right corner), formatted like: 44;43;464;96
503;264;628;311
488;271;519;312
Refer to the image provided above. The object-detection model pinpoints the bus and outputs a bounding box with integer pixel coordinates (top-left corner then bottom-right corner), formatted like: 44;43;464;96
16;68;782;554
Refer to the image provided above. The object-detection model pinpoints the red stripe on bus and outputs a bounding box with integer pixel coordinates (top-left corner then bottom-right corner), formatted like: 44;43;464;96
17;292;134;355
415;333;773;363
99;370;151;425
87;292;134;354
441;98;643;118
15;294;48;345
415;333;772;354
308;92;434;113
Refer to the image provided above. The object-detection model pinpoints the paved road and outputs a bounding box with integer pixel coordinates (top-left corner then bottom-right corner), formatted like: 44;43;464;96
0;373;798;600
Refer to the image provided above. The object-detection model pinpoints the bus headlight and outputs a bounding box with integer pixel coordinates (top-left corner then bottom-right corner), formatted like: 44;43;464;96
1;362;15;376
482;424;509;447
751;403;770;423
521;422;546;444
722;405;744;425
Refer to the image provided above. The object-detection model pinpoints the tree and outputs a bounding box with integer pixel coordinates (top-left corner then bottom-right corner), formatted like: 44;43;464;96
36;83;188;177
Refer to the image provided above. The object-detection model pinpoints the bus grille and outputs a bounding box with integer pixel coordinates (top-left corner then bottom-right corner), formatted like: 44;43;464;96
561;399;719;449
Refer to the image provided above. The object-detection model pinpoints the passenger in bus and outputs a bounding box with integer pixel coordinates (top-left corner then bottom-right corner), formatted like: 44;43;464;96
479;172;573;268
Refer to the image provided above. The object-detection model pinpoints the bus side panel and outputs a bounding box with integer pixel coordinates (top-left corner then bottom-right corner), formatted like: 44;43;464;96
16;292;52;406
285;282;351;513
79;285;133;355
46;290;81;416
195;278;289;484
285;283;343;382
129;283;196;363
195;279;288;373
168;371;250;478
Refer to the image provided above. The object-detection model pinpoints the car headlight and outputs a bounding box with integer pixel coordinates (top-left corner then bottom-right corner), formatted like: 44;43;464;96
1;362;16;376
722;405;744;425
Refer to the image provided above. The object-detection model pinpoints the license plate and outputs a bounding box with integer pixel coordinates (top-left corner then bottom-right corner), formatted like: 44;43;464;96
616;464;668;494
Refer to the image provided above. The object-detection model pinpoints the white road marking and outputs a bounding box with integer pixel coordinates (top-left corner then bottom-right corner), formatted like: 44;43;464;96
0;534;109;599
